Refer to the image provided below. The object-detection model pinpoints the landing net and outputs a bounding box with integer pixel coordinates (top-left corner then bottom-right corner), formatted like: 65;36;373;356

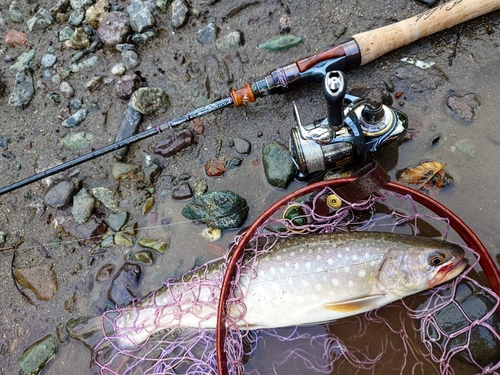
86;184;500;375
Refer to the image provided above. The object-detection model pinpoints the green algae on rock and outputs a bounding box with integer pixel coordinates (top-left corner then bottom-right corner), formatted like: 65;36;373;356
258;34;303;51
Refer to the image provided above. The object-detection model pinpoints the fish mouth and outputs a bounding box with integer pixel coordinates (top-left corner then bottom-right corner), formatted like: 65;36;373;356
430;257;468;287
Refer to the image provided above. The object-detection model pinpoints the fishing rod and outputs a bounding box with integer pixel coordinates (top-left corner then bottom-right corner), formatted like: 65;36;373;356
1;0;499;196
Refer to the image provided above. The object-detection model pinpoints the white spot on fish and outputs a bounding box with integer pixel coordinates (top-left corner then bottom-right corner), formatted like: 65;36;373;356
305;262;311;269
316;267;324;272
301;280;309;287
276;255;282;261
279;267;285;273
294;263;299;269
316;254;322;261
290;251;296;257
344;266;350;273
352;254;358;261
345;247;350;252
287;278;294;285
263;256;270;262
299;248;304;253
285;261;290;267
270;267;276;274
331;278;339;286
272;282;280;290
337;253;343;258
314;284;323;291
259;270;265;277
308;248;313;254
348;280;354;287
358;269;367;277
328;258;334;265
364;252;370;258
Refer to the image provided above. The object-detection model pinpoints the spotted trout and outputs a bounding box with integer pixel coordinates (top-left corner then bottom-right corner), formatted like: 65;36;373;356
71;231;467;350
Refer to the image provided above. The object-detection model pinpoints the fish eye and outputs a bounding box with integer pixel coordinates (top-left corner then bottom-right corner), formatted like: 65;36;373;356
428;252;445;266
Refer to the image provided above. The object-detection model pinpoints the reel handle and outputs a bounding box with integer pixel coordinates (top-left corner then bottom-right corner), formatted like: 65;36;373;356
352;0;500;66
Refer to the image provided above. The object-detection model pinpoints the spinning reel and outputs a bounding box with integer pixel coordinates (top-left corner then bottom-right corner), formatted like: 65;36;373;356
289;70;408;179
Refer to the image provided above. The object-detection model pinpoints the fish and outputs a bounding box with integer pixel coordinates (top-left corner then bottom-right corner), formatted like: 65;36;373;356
70;231;467;351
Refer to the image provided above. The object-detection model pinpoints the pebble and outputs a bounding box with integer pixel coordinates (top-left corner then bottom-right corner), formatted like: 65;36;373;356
65;27;90;50
91;187;120;212
42;70;54;80
9;68;34;107
96;263;115;282
61;108;88;128
112;162;139;180
131;87;169;115
9;1;24;23
127;0;156;33
17;335;57;375
115;73;142;99
70;0;93;9
60;132;93;150
54;210;108;243
9;49;36;74
182;190;249;229
446;92;481;122
27;8;54;31
262;141;296;188
201;227;222;242
111;62;127;76
71;187;95;224
69;55;99;72
233;137;251;154
47;93;60;105
44;178;80;208
193;179;208;197
113;104;143;160
59;26;74;42
100;234;115;247
107;263;141;306
85;0;110;29
13;264;59;301
154;129;193;157
258;34;303;51
97;11;131;47
171;182;193;200
144;162;163;184
131;250;154;264
142;196;155;214
85;76;103;91
70;97;82;109
121;50;140;70
5;30;27;46
131;27;157;44
197;22;217;44
192;118;204;135
455;138;476;158
114;232;134;246
171;0;188;29
138;237;169;253
41;54;57;68
56;322;69;343
205;159;226;177
75;274;94;294
216;31;242;52
108;211;129;231
227;156;242;169
59;81;75;99
68;8;85;26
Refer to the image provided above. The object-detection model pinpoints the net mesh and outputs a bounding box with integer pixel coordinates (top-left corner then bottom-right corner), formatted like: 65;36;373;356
84;186;500;375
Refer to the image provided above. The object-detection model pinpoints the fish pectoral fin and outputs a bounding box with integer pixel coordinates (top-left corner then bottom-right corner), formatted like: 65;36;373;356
323;294;387;313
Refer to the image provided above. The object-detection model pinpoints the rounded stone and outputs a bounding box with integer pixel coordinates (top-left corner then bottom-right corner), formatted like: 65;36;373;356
97;11;131;47
41;54;57;68
59;81;75;99
131;87;169;115
44;178;80;208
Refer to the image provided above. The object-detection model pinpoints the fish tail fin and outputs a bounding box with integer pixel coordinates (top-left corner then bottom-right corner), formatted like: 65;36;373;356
67;315;111;351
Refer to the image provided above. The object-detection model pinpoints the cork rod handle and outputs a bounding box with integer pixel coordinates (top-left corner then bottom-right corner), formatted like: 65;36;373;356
352;0;500;66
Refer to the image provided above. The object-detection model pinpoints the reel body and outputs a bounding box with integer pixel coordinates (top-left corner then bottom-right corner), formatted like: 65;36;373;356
289;70;408;179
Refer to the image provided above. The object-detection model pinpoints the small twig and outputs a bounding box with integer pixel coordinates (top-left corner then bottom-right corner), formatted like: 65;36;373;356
0;245;13;252
11;251;35;306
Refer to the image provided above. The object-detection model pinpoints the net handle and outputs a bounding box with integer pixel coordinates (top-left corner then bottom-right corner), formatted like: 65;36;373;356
215;180;500;375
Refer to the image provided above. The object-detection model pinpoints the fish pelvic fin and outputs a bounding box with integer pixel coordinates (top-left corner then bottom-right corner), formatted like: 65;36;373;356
323;294;388;313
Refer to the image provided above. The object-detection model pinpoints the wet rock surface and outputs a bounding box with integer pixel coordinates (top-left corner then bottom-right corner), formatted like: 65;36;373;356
107;262;142;306
182;190;249;229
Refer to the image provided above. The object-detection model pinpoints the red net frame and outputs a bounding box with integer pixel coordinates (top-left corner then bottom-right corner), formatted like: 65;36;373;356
215;179;500;375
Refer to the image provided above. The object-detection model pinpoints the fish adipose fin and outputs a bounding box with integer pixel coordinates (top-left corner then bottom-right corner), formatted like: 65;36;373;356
323;294;387;313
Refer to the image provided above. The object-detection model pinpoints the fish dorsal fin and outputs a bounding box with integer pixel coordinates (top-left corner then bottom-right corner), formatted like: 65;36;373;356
323;294;387;313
